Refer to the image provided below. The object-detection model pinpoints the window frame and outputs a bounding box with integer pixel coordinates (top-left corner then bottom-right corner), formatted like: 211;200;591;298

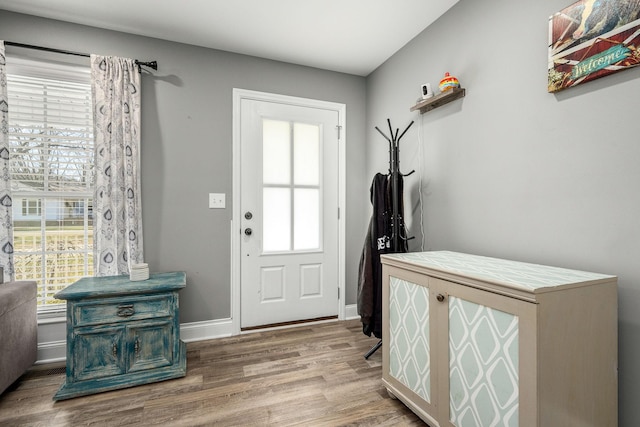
6;55;95;317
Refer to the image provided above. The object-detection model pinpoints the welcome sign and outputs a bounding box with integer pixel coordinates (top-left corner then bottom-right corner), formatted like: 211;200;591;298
548;0;640;93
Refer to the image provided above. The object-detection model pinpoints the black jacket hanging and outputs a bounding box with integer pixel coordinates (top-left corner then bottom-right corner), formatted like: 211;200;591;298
357;172;407;339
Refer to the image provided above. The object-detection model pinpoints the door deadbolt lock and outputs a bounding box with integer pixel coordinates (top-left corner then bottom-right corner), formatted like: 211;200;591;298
244;228;252;236
436;294;446;302
245;211;253;220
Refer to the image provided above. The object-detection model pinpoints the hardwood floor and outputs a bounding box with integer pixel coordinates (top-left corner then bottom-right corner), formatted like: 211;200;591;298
0;320;424;426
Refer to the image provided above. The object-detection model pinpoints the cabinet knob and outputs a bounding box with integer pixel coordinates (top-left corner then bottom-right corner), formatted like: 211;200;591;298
436;294;446;302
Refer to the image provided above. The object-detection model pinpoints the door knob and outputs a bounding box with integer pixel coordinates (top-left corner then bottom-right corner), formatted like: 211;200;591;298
244;228;252;236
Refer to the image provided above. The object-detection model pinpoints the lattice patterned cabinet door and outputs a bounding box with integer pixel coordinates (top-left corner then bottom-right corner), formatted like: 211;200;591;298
389;276;431;403
448;296;519;427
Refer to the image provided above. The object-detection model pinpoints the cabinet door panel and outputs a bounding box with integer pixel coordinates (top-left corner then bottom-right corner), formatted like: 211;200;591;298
389;276;431;403
73;326;126;381
128;320;173;372
448;296;519;427
432;278;537;427
382;266;440;425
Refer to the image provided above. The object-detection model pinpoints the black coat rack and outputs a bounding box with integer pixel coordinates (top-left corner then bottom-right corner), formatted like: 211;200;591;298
376;119;415;252
363;119;414;359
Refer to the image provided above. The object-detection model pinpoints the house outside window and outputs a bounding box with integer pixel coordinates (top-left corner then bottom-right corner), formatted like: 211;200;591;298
21;198;42;216
6;56;94;314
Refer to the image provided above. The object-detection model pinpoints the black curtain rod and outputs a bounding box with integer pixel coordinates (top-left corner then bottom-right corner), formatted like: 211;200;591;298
5;41;89;58
4;41;158;73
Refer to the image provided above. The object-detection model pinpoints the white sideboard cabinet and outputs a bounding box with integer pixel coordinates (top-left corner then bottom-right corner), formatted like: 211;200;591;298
381;251;617;427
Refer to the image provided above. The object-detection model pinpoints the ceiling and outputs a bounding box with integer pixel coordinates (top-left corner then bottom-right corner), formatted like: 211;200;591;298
0;0;459;76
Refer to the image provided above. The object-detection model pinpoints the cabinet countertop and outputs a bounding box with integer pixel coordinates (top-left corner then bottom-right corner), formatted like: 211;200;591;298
55;271;186;300
381;251;615;293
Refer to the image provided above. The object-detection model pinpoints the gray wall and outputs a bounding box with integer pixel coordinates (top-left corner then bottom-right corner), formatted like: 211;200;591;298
0;11;368;320
366;0;640;425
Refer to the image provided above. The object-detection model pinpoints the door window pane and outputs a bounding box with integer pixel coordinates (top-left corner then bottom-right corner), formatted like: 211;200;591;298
263;119;290;185
263;188;291;252
294;188;320;250
262;119;322;253
294;123;320;186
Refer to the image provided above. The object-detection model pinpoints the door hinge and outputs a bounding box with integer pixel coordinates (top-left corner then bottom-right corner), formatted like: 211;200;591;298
338;207;340;219
336;125;342;140
338;287;340;300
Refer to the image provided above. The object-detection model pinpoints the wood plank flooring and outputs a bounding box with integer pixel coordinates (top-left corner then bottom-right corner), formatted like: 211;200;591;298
0;320;424;426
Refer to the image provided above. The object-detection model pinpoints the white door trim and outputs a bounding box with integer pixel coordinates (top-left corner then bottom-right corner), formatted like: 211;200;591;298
231;88;346;335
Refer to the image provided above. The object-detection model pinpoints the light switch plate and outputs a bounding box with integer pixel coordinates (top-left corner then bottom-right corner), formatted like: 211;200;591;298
209;193;225;209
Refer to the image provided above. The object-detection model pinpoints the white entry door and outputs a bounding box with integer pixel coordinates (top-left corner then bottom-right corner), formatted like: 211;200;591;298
239;96;340;329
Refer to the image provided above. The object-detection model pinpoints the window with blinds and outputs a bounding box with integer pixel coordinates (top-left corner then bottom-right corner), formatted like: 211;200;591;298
6;57;94;314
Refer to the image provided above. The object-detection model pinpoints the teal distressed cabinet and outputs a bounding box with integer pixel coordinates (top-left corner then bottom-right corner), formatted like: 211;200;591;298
53;272;186;400
381;251;618;427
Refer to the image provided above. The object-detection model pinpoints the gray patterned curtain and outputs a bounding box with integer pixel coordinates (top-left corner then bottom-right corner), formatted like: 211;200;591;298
0;41;14;282
91;55;144;276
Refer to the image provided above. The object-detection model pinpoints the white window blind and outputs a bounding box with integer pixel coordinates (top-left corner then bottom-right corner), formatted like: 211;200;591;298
6;57;94;313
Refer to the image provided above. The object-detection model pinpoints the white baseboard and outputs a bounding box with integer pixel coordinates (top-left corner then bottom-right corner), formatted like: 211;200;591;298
179;318;234;342
36;340;66;365
345;303;358;320
37;310;359;364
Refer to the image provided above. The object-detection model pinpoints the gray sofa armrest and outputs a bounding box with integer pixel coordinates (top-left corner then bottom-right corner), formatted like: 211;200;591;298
0;281;38;394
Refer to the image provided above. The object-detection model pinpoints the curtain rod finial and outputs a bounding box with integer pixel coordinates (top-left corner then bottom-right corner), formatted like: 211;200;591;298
134;60;158;73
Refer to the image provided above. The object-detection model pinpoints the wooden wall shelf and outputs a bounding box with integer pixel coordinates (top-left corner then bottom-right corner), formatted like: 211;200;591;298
410;87;465;114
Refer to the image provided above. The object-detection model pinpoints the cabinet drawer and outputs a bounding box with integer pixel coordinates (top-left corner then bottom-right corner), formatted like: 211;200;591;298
73;294;173;326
